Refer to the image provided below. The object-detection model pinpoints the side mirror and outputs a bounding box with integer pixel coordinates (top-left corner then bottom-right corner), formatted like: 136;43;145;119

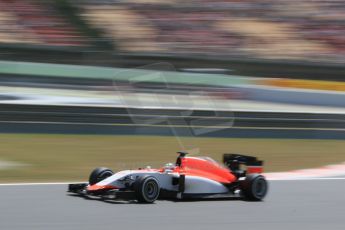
177;151;188;157
176;151;188;166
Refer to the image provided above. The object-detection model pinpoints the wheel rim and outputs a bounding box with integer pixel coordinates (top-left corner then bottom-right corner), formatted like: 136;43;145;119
143;180;159;201
252;177;267;199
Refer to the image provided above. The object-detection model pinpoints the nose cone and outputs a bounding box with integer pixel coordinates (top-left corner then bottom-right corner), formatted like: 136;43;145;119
87;184;118;191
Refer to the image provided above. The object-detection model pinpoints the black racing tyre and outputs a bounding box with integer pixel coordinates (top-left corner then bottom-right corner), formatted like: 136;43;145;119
240;174;268;201
134;176;160;203
89;167;114;185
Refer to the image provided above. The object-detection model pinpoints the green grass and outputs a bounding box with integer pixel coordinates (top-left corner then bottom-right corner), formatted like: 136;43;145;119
0;134;344;182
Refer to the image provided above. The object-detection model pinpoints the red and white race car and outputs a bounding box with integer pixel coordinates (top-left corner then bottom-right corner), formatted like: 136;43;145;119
68;152;268;203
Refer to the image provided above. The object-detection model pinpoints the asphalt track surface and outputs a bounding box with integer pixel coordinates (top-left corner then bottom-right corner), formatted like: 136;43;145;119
0;179;345;230
1;104;345;139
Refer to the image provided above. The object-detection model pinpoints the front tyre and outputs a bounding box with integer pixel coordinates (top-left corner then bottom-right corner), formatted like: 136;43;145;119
134;176;160;203
240;174;268;201
89;167;114;185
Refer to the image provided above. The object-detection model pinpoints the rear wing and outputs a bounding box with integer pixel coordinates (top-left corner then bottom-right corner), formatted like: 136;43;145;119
223;154;264;174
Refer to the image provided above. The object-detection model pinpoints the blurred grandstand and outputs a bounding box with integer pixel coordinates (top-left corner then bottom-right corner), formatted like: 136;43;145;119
0;0;89;46
0;0;344;64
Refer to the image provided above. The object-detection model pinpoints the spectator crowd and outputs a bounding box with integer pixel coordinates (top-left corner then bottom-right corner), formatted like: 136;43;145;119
1;0;344;63
0;0;88;47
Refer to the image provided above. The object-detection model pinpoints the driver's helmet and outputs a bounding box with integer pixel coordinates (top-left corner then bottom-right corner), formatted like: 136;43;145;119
163;163;175;172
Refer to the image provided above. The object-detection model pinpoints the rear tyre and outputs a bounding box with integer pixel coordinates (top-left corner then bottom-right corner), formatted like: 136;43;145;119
134;176;160;203
89;167;114;185
240;174;268;201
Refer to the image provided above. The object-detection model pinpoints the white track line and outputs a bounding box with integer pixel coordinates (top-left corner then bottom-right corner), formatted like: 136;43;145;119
1;161;345;186
0;182;84;186
1;177;345;186
267;177;345;181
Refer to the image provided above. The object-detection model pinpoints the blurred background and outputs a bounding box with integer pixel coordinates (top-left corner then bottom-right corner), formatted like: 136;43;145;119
1;0;345;63
0;0;344;182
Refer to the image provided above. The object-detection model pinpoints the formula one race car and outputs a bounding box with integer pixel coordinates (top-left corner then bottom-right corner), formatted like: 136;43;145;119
68;152;268;203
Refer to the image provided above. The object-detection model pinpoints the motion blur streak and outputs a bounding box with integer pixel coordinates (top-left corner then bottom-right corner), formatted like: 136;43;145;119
0;1;344;229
